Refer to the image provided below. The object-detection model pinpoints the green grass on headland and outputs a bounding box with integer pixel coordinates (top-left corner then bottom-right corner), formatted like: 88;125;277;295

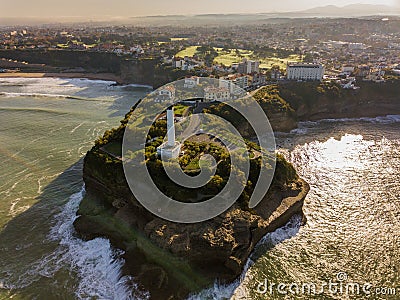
173;104;190;116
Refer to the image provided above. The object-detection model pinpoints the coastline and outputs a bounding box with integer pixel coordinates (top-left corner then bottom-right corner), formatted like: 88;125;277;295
75;173;309;299
1;73;398;133
0;72;122;83
299;102;400;122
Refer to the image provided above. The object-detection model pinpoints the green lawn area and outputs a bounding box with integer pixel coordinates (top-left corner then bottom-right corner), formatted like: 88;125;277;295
176;46;199;57
259;54;302;69
173;104;190;116
175;46;302;69
176;47;253;64
214;49;302;69
171;37;189;41
213;48;253;66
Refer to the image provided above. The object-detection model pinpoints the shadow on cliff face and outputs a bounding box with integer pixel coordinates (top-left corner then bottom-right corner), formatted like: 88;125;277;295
0;159;84;299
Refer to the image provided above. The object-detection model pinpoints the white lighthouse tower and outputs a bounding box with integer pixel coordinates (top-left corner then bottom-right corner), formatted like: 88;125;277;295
167;108;176;147
157;106;181;159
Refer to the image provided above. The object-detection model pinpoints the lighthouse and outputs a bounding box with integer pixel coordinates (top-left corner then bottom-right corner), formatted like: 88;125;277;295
167;107;176;147
157;106;181;159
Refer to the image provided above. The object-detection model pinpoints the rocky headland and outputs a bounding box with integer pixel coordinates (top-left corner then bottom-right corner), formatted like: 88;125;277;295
75;152;308;298
71;78;400;299
73;102;310;298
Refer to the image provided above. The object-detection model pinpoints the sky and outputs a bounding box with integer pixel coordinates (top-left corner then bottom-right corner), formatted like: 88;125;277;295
0;0;397;18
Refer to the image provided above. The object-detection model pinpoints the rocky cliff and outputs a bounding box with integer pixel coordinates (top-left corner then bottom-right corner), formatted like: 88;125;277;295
279;80;400;121
244;80;400;132
72;79;400;298
74;121;309;299
0;49;160;86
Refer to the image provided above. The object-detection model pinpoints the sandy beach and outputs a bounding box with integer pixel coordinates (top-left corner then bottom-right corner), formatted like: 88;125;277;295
0;72;122;83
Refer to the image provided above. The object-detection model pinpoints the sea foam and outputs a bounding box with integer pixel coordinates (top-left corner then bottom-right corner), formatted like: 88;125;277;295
47;188;149;300
187;215;302;300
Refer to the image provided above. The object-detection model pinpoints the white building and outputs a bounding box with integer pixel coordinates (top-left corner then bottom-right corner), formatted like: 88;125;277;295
348;43;366;51
204;87;230;102
184;77;200;88
219;80;234;94
218;75;248;95
342;65;355;75
157;107;181;159
221;74;249;91
156;86;176;102
238;59;260;74
286;63;325;81
233;75;249;89
172;57;185;68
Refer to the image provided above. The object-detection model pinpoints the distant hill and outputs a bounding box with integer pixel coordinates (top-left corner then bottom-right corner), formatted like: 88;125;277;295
129;4;398;26
292;4;397;17
1;4;398;26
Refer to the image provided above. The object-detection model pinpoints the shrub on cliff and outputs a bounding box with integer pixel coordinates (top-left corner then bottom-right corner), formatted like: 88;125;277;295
94;105;137;147
252;85;294;113
273;154;298;186
203;89;296;138
279;81;342;110
91;101;300;210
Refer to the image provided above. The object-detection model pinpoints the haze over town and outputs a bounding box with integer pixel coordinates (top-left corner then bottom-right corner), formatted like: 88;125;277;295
0;0;398;22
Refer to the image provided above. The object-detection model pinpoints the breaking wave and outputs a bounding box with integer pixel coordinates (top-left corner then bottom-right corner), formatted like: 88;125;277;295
0;92;112;102
45;188;149;299
187;215;302;300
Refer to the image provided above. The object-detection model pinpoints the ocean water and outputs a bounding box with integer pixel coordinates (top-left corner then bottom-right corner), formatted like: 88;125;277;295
0;78;399;299
196;118;400;300
0;78;151;299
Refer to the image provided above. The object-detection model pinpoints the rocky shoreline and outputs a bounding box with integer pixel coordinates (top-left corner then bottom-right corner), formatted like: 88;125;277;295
0;72;124;83
71;79;400;299
282;81;400;123
74;177;309;299
73;140;310;299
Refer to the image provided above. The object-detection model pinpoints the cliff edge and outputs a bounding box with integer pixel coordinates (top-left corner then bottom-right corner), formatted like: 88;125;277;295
73;106;309;298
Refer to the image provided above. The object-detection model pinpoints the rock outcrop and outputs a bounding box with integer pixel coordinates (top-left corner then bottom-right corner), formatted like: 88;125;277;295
74;148;309;299
279;80;400;121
